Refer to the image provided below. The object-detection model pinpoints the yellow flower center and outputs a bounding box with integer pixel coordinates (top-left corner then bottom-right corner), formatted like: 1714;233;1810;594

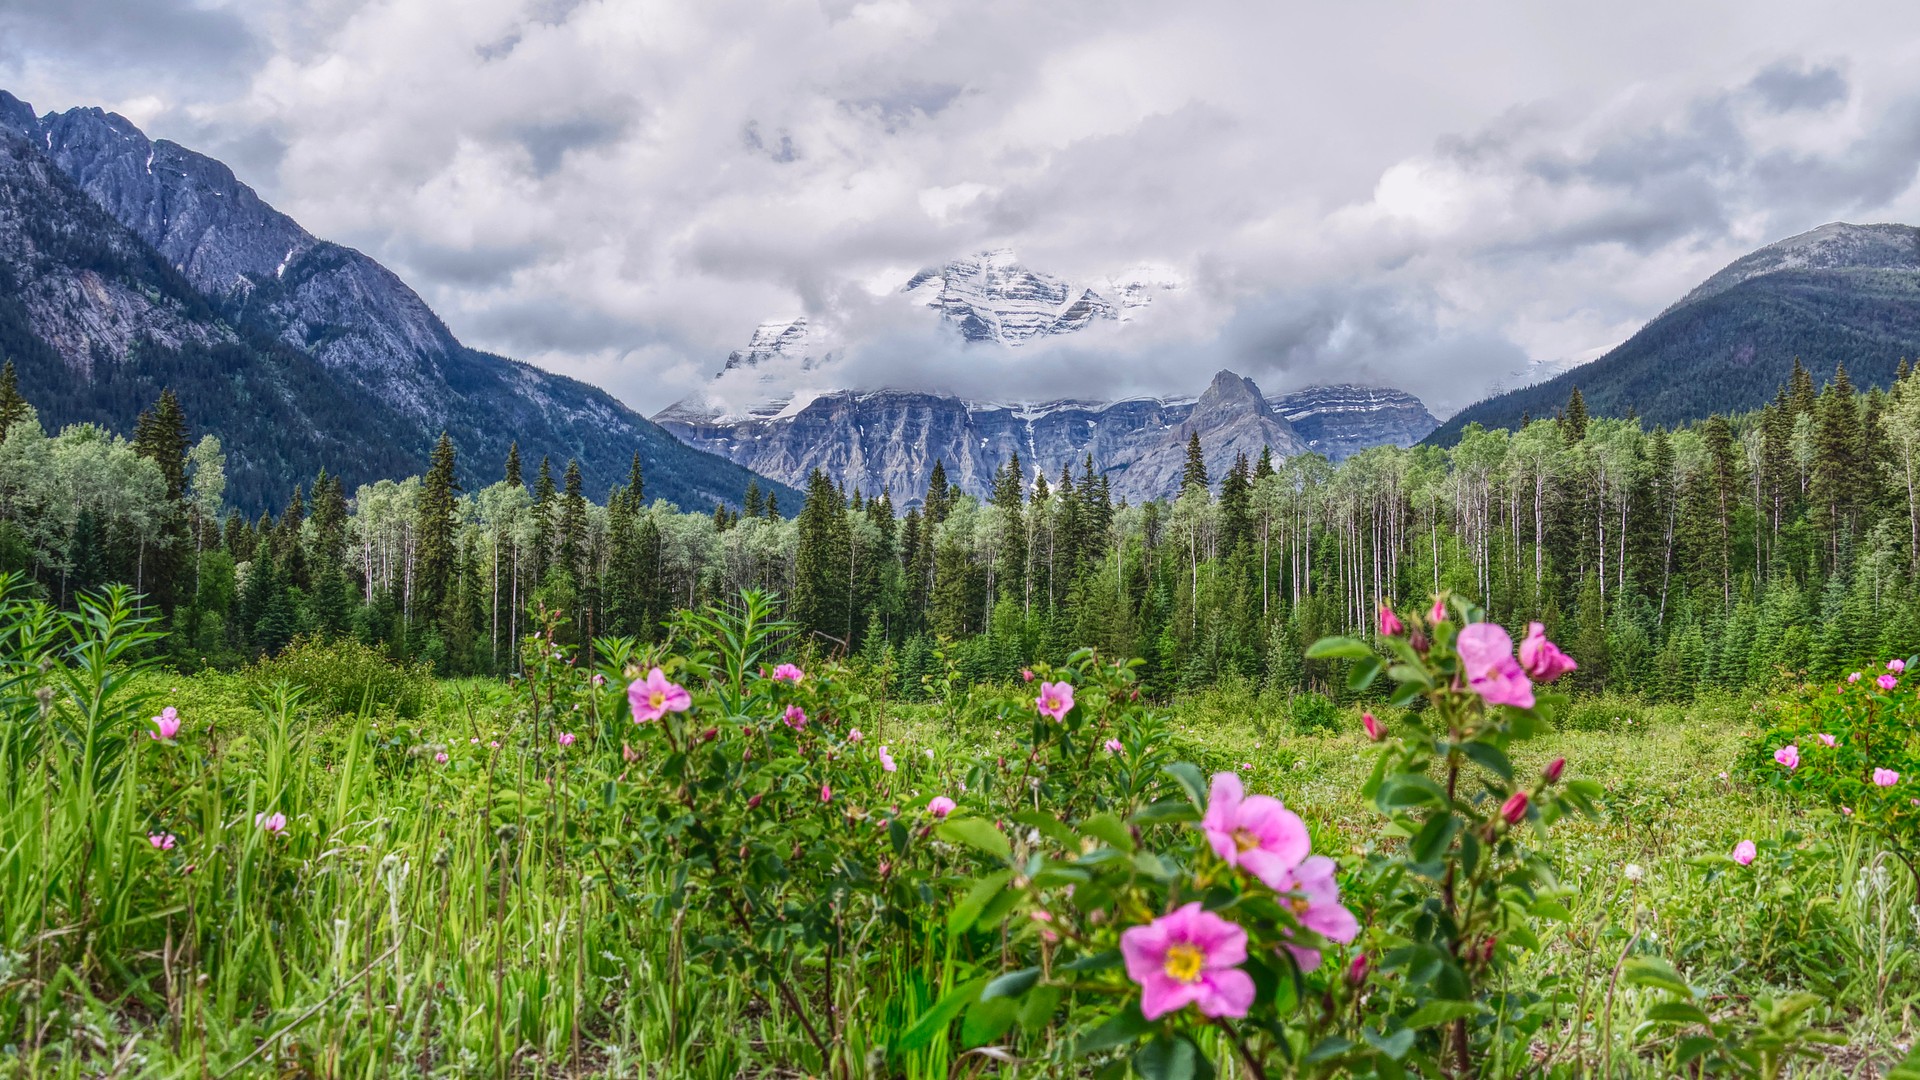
1233;827;1261;853
1289;896;1311;915
649;692;666;708
1163;943;1204;983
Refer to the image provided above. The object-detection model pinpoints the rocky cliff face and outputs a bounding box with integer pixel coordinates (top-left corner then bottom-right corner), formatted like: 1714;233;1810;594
1268;384;1440;461
900;249;1174;345
653;369;1440;506
0;89;797;512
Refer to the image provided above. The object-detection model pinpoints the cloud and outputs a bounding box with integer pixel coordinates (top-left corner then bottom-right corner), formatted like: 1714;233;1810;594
9;2;1920;420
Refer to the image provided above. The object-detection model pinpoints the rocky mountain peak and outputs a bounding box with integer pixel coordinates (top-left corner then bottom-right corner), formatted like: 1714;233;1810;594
0;91;36;142
1674;221;1920;311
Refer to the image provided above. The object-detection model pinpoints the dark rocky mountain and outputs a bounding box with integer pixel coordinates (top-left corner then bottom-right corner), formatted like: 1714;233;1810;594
658;370;1436;505
0;90;796;513
1430;222;1920;443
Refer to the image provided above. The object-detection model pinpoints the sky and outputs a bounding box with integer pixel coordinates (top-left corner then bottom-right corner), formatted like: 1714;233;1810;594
7;0;1920;417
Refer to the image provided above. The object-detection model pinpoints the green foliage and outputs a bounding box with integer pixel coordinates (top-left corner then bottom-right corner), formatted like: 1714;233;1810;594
243;634;435;718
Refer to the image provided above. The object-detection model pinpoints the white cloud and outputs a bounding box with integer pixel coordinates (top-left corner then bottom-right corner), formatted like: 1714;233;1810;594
8;0;1920;417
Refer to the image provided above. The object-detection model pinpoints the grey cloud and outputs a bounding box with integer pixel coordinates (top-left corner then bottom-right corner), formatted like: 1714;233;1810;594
511;110;635;176
0;0;257;71
1748;59;1848;113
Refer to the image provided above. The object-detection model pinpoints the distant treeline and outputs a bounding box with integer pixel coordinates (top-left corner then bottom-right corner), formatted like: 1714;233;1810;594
2;357;1917;700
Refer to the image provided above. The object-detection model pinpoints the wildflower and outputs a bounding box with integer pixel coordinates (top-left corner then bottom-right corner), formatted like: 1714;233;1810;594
772;663;804;684
1105;738;1123;753
1120;902;1255;1021
1774;745;1799;771
488;740;500;749
784;705;808;731
1874;768;1900;787
150;706;181;741
1346;952;1370;986
924;748;934;759
1623;863;1645;883
878;746;897;772
928;796;956;819
622;742;640;763
1429;597;1447;624
848;728;864;743
1455;622;1535;709
470;737;480;745
1731;840;1756;866
1276;855;1361;971
1030;909;1059;943
149;833;176;850
1847;671;1861;684
747;793;763;809
1518;622;1578;683
1879;674;1900;691
1842;806;1854;816
628;668;691;723
1818;733;1836;747
820;783;833;803
1201;771;1309;890
591;673;607;687
1377;605;1403;637
434;752;449;764
558;732;575;747
1718;771;1728;780
1035;681;1075;721
1500;791;1529;826
255;812;287;836
1362;712;1383;741
1892;659;1909;674
1021;668;1035;682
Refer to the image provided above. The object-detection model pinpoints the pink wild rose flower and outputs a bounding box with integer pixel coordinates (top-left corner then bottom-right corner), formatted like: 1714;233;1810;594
1201;771;1309;890
1377;604;1404;637
877;746;897;772
1455;622;1536;709
149;832;176;850
1430;597;1448;624
848;728;863;743
150;706;182;740
628;668;691;723
1362;712;1383;741
1732;840;1756;866
1874;768;1900;787
1120;902;1256;1021
928;796;956;819
1891;659;1908;673
783;705;808;731
1848;672;1862;684
558;732;575;747
1518;622;1578;682
771;663;804;684
1774;745;1799;771
1817;733;1836;747
1879;674;1900;691
1275;855;1361;971
1105;738;1124;754
1035;681;1075;721
820;783;833;803
255;812;287;835
434;752;449;763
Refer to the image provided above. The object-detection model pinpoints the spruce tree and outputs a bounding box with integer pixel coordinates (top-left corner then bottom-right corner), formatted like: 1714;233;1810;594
626;451;644;504
1181;431;1209;492
0;360;27;434
792;469;851;646
558;459;587;580
744;479;764;518
416;433;461;624
1560;387;1589;444
504;442;523;488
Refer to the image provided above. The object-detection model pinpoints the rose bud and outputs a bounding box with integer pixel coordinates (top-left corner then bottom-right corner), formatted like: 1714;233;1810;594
1500;791;1529;826
702;727;719;743
1543;757;1566;784
1346;953;1370;987
1362;712;1383;741
747;794;763;810
1409;630;1430;654
1377;605;1404;637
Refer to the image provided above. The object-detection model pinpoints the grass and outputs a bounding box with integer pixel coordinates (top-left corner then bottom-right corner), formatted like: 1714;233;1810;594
3;637;1915;1077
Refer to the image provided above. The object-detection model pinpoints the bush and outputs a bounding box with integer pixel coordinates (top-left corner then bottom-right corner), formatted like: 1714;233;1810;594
1290;689;1342;734
1559;693;1653;732
244;635;435;717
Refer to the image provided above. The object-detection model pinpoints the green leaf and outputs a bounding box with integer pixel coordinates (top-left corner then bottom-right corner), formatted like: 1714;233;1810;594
948;870;1014;933
1378;774;1448;809
1162;761;1210;810
1013;810;1077;849
1018;985;1064;1033
896;976;987;1051
1404;1000;1482;1030
1348;655;1384;692
937;818;1012;861
1306;636;1375;660
1062;949;1123;973
1457;741;1512;782
1644;1001;1713;1026
981;966;1041;1001
1886;1043;1920;1080
1133;1032;1214;1080
1072;1002;1151;1058
1621;956;1692;997
1408;812;1459;865
1131;799;1200;826
961;996;1020;1047
1363;1026;1416;1060
1081;812;1136;853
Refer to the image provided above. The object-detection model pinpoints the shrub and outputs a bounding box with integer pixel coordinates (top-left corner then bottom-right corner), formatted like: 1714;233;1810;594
245;635;435;718
1289;689;1342;734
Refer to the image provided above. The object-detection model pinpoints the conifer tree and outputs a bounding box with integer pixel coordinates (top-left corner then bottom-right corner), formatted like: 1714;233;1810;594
504;442;523;488
792;469;851;647
1181;431;1209;492
558;459;587;580
416;433;461;624
0;360;27;435
1560;387;1589;444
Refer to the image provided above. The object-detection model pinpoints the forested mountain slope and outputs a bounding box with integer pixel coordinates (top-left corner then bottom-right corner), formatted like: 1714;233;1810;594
1431;223;1920;443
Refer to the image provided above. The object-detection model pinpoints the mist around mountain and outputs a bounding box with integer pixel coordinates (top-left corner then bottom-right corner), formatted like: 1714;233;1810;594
0;90;797;513
1430;222;1920;443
